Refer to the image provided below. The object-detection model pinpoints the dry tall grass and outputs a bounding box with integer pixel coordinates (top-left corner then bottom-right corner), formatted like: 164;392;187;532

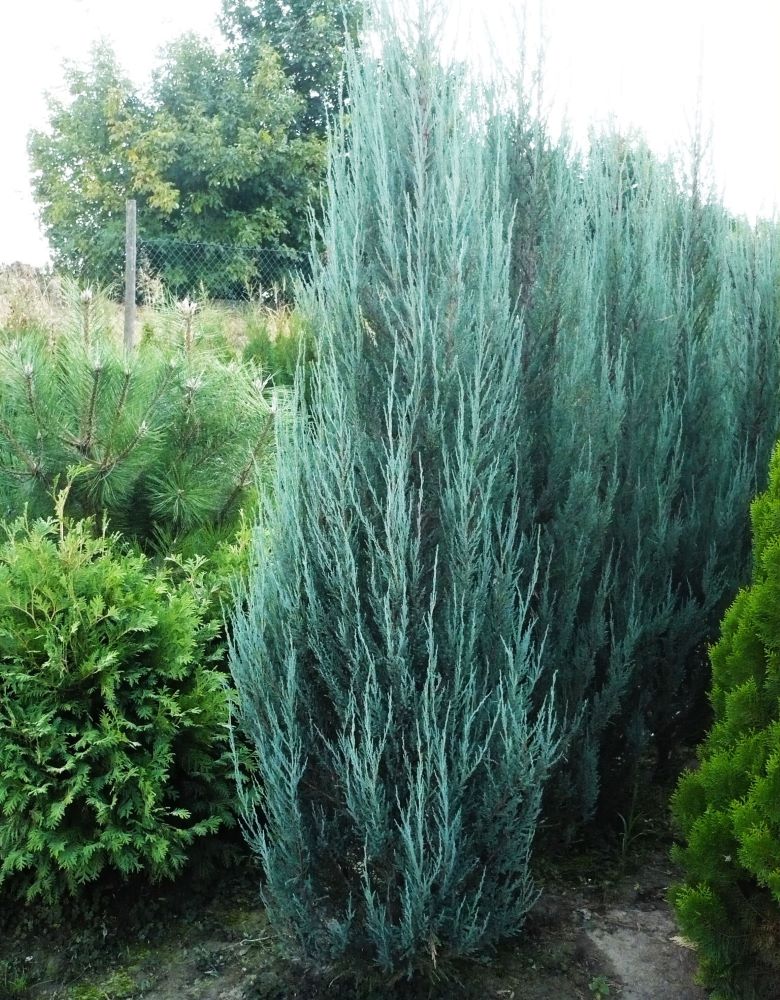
0;264;63;337
0;263;307;360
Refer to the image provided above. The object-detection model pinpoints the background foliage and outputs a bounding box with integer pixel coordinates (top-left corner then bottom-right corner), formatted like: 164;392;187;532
219;0;363;135
28;0;363;291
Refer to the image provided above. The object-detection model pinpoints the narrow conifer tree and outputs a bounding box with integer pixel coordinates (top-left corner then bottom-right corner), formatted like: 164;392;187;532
229;4;559;981
671;440;780;998
504;120;780;825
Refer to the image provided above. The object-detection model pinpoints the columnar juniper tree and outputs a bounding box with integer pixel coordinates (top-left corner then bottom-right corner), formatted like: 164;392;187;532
503;118;780;827
229;5;559;982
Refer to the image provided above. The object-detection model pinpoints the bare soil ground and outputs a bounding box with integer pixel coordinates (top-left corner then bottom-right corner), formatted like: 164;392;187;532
0;846;705;1000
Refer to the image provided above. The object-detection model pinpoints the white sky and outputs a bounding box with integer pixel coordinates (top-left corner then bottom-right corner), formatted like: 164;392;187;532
1;0;778;266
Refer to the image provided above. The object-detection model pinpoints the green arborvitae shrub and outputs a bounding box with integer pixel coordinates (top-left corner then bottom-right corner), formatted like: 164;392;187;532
229;7;559;984
0;494;236;902
670;442;780;998
0;323;277;553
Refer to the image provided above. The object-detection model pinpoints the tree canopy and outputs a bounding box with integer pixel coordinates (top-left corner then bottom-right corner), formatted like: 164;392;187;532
28;46;143;287
220;0;363;134
28;1;362;291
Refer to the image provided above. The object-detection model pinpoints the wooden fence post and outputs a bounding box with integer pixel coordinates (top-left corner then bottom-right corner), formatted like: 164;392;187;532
124;199;137;351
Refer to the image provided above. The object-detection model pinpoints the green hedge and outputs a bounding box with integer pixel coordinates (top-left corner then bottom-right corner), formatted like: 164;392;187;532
0;498;235;901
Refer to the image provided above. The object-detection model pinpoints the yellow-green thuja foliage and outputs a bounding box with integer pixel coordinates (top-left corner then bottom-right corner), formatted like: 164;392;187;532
0;495;236;902
229;5;559;983
670;443;780;998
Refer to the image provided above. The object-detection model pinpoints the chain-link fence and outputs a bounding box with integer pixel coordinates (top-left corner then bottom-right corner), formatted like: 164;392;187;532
137;238;307;304
56;227;309;305
52;203;313;315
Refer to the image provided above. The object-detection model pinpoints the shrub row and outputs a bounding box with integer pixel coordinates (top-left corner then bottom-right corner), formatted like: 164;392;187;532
1;8;779;991
0;313;306;901
230;4;780;984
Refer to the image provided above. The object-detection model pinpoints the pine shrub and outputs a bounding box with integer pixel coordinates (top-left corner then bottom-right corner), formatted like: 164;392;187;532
0;326;277;552
670;442;780;998
0;495;236;902
229;8;559;983
242;307;314;389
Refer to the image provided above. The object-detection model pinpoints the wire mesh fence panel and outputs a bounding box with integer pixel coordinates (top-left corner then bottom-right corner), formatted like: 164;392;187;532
137;239;307;304
60;236;126;297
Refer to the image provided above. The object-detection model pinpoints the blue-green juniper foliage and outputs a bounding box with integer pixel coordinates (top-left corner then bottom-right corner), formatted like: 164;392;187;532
504;119;780;827
231;0;780;982
229;4;559;980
